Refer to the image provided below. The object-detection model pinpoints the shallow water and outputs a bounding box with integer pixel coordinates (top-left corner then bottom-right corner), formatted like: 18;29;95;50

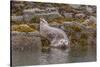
12;44;96;66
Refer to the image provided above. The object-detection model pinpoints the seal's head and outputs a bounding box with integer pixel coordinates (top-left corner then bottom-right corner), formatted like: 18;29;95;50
40;18;48;25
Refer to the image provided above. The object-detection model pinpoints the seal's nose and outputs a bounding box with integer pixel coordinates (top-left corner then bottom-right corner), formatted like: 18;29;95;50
40;18;44;21
40;18;42;21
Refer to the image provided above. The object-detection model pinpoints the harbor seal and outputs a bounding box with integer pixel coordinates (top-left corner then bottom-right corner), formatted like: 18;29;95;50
40;18;69;48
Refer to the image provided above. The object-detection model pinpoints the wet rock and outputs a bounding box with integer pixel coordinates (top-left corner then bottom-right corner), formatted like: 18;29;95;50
12;24;36;32
69;4;81;9
11;16;24;22
89;16;96;24
75;13;85;19
11;31;42;50
82;16;96;26
50;22;61;28
63;13;73;18
62;22;96;46
86;6;94;14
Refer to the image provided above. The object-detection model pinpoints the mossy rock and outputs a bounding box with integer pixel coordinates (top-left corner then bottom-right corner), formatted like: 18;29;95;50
65;25;82;32
12;24;36;32
71;26;82;32
28;24;37;29
31;16;40;23
41;37;50;47
64;18;85;23
48;17;64;24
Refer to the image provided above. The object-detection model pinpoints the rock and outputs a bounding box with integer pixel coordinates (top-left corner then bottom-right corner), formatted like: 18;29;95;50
75;13;85;19
69;4;81;9
89;16;96;24
23;7;62;22
86;6;94;14
12;24;36;32
63;13;73;18
29;23;40;30
62;21;96;46
11;31;42;50
11;16;24;22
50;22;61;28
82;16;96;25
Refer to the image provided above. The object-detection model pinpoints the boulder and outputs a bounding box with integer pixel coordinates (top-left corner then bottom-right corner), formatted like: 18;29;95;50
62;22;96;46
63;13;73;18
11;31;41;50
82;16;96;26
75;13;85;19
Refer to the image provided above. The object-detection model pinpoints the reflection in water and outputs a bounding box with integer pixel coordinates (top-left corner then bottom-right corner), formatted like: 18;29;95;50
12;49;41;66
68;45;96;63
40;48;69;64
12;44;96;66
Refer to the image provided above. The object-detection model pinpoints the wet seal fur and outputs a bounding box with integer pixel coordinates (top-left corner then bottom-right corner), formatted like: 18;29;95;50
40;18;69;49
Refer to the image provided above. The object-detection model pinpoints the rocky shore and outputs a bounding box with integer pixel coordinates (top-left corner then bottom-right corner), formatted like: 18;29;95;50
11;20;96;50
11;1;96;50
